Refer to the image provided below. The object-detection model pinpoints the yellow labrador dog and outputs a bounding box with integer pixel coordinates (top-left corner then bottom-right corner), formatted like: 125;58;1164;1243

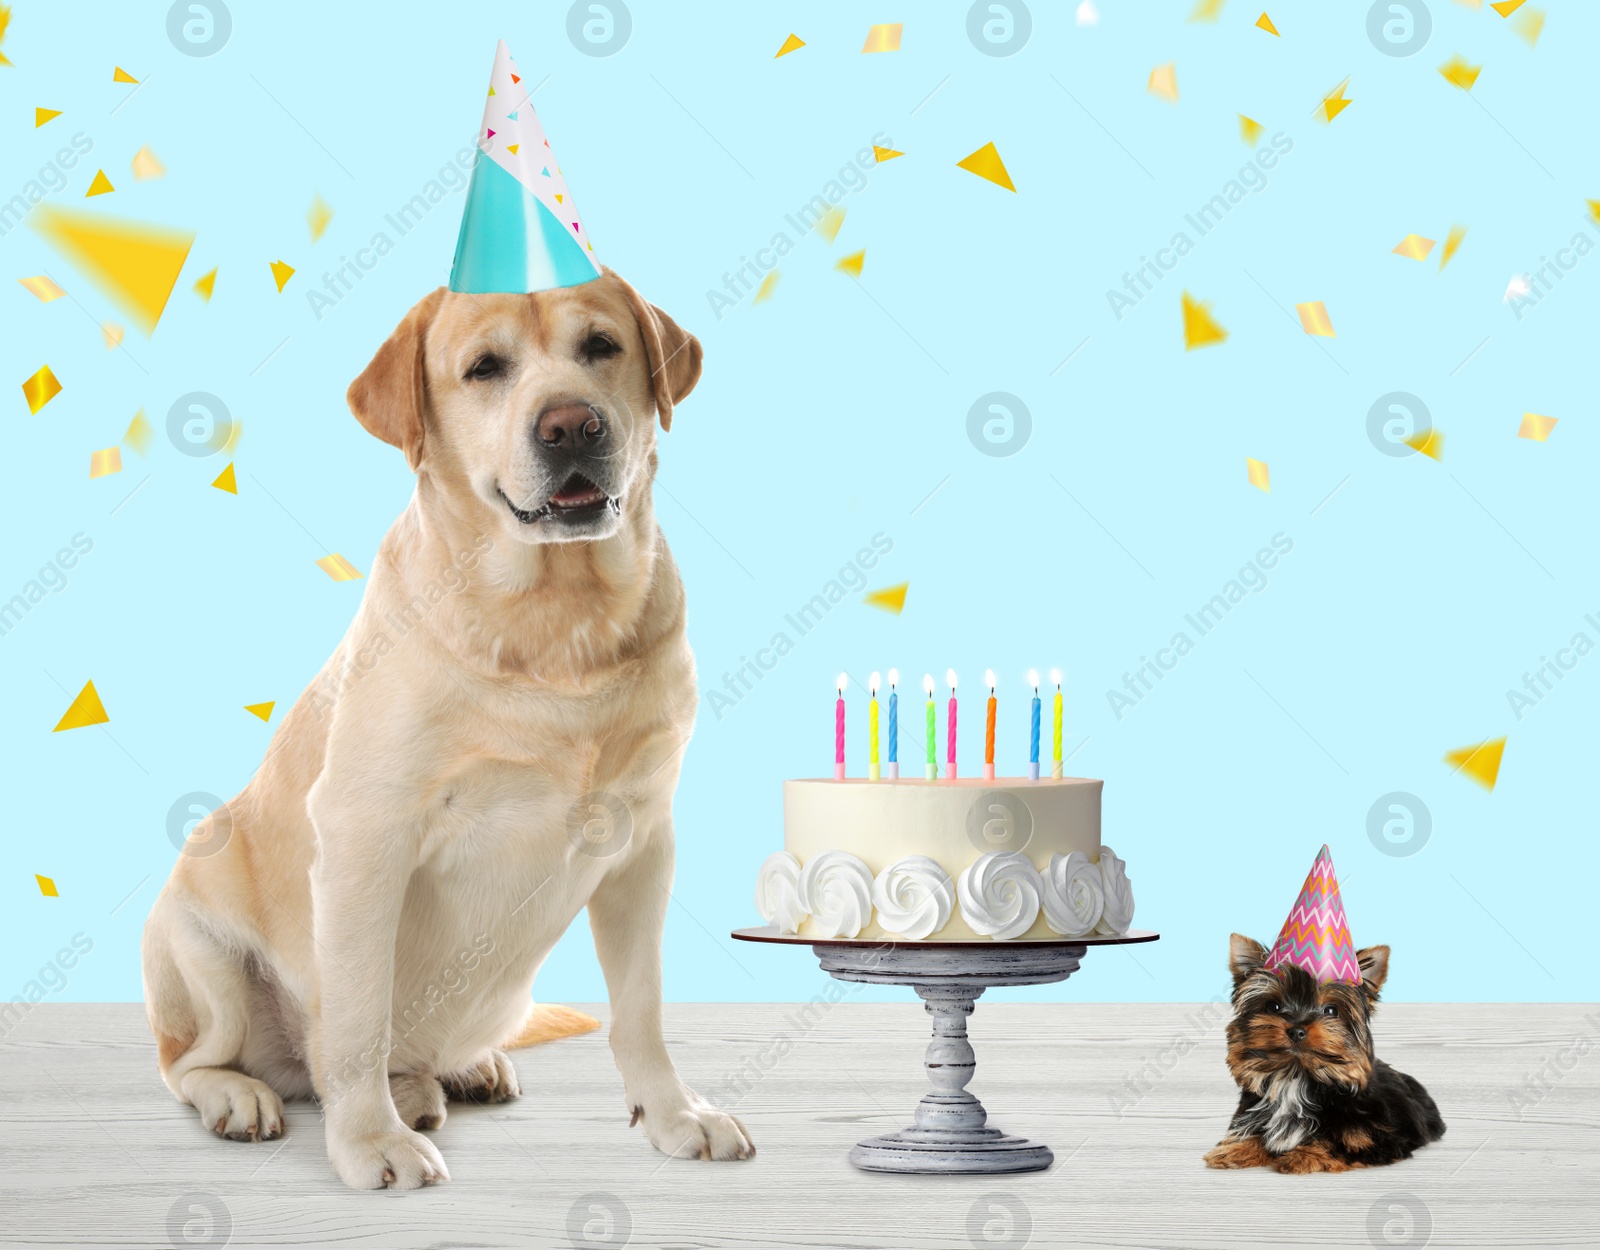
141;269;753;1188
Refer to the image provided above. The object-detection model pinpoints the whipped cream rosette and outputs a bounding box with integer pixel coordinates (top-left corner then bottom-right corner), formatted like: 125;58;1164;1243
1094;845;1135;936
797;851;875;938
957;850;1043;940
872;855;956;941
755;851;808;934
1041;850;1105;937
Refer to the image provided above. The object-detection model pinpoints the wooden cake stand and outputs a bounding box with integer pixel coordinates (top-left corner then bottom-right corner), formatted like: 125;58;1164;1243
731;925;1160;1175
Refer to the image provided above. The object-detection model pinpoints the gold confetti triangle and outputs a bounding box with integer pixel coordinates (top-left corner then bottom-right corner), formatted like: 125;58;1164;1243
1512;8;1544;46
1148;62;1179;103
1439;56;1481;90
89;446;122;478
123;409;152;454
22;365;62;414
1319;77;1352;123
1256;11;1279;35
193;266;216;302
1181;291;1227;350
506;144;519;155
1444;737;1504;791
1296;300;1335;337
317;553;363;582
1518;412;1557;441
1439;224;1468;270
1490;0;1524;13
1406;428;1444;460
861;23;902;53
308;195;333;243
221;417;243;455
1188;0;1224;21
775;33;805;57
957;142;1015;191
29;204;196;336
0;5;12;66
18;275;65;302
85;170;115;197
753;270;779;303
864;582;909;614
53;680;109;731
1246;458;1270;492
36;874;58;898
101;321;123;349
873;145;903;163
835;249;865;278
1588;199;1600;227
270;260;295;292
35;106;61;127
1392;233;1435;261
211;462;237;494
245;701;276;722
113;65;138;83
131;145;164;180
815;206;846;244
1238;114;1264;146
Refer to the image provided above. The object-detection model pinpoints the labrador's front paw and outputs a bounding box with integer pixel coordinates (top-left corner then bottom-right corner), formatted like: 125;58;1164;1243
632;1089;754;1161
327;1126;450;1190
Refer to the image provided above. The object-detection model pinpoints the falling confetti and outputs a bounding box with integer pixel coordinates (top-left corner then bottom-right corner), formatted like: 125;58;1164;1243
1296;300;1335;337
131;146;165;181
244;702;276;723
85;170;115;197
35;107;61;127
1256;11;1279;34
270;260;295;292
1406;428;1444;460
1588;199;1600;227
317;554;364;582
1318;78;1352;123
864;582;909;614
53;680;109;732
113;66;138;83
1512;8;1544;46
0;4;12;66
211;462;237;494
1148;62;1179;103
1439;224;1468;270
1444;737;1505;791
29;205;196;335
861;23;902;53
36;875;58;898
21;365;62;415
193;266;217;302
774;33;805;57
956;142;1015;191
101;322;123;349
1181;291;1227;350
1076;1;1099;24
815;206;846;244
1439;56;1481;90
873;145;903;163
753;271;779;303
1392;233;1435;261
1504;273;1531;301
123;410;152;455
1246;458;1271;492
1490;0;1524;13
1518;413;1557;441
222;418;243;455
1189;0;1224;21
18;275;65;302
835;249;865;278
89;447;122;478
1238;114;1264;145
308;195;334;243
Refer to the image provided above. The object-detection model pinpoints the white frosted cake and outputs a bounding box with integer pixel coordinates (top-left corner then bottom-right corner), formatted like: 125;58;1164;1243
755;777;1134;942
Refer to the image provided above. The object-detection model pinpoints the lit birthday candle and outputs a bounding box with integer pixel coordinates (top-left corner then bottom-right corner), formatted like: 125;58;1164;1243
886;668;900;780
923;673;936;780
1028;669;1041;782
983;669;997;781
835;673;847;781
868;672;881;782
1051;668;1063;779
945;668;959;779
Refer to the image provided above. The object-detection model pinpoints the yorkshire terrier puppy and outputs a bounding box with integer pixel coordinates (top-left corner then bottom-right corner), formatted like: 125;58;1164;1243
1204;934;1444;1174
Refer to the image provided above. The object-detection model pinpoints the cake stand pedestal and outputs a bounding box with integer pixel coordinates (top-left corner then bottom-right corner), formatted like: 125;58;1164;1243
731;927;1159;1174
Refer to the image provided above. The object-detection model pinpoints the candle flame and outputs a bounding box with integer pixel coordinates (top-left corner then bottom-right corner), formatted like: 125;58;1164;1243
1028;668;1039;690
836;672;848;695
887;667;899;689
984;668;996;690
923;673;935;696
945;668;958;690
1050;667;1062;687
869;671;880;695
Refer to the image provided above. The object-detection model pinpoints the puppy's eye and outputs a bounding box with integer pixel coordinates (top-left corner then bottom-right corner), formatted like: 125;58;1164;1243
1322;1004;1338;1017
465;354;505;382
580;332;621;362
1265;1002;1282;1013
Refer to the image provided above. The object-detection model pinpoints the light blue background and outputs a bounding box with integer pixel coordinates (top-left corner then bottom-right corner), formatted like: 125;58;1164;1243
2;1;1593;1006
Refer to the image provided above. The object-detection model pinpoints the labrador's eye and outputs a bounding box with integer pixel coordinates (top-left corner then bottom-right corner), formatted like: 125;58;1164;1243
581;333;621;362
465;354;505;381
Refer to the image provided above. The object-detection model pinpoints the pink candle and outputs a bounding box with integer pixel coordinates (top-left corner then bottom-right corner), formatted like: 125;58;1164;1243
835;673;847;780
945;668;958;779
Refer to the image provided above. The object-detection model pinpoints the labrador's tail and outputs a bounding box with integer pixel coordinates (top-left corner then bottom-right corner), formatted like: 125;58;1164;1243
502;1002;601;1049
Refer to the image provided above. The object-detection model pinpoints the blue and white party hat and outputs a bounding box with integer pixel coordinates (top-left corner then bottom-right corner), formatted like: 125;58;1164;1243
449;40;602;294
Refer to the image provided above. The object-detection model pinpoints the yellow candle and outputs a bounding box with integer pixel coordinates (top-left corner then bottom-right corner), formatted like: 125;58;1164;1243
1051;668;1063;779
868;672;881;781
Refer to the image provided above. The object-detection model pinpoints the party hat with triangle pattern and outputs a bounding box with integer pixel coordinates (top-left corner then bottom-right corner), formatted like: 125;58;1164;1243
1263;844;1360;984
450;40;602;294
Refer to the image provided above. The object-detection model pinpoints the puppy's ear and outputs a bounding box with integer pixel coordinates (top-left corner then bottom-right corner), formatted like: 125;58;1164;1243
346;287;446;469
609;270;702;432
1356;945;1390;1000
1228;933;1268;982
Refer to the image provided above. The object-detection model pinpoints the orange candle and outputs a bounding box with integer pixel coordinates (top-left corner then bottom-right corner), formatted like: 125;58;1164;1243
983;668;996;781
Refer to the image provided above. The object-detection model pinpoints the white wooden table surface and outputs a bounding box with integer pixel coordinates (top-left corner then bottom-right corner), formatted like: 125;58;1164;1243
1;1001;1595;1249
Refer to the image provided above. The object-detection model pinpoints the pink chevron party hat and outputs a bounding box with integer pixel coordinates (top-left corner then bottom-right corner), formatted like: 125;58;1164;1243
1263;844;1360;984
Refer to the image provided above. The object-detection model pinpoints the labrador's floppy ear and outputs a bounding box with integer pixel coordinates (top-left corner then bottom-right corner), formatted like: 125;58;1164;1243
346;286;447;469
609;270;702;432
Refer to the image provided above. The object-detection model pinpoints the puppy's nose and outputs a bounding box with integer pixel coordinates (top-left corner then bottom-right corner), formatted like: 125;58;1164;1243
1288;1026;1308;1042
536;403;605;449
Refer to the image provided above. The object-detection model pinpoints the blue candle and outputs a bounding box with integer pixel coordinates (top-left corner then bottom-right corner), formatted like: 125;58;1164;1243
1028;669;1041;781
886;668;899;778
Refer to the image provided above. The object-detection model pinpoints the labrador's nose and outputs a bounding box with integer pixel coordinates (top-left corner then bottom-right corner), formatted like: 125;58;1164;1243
1288;1025;1308;1042
536;403;605;449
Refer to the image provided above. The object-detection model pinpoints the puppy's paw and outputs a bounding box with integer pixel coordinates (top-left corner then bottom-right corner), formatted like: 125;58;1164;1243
633;1091;754;1162
327;1127;450;1190
1203;1137;1271;1169
389;1072;448;1131
1272;1144;1357;1174
191;1071;284;1142
440;1049;521;1104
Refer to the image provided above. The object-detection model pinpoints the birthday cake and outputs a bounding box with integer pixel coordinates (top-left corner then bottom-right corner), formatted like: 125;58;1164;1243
756;777;1135;941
